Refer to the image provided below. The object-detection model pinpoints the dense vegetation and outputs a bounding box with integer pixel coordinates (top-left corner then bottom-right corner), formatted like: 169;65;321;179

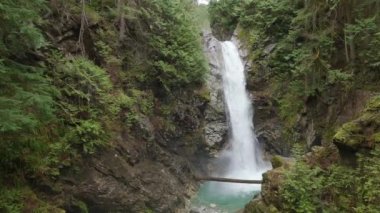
1;0;379;211
0;0;206;211
209;0;380;212
208;0;242;40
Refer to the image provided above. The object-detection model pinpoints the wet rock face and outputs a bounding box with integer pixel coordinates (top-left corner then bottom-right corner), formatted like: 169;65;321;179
59;136;196;213
202;32;228;152
252;93;290;156
232;30;290;156
35;4;213;212
231;32;252;74
66;93;209;212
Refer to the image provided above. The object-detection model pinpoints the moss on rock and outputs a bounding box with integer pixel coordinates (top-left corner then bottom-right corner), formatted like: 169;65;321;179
270;156;284;169
334;122;364;148
333;96;380;150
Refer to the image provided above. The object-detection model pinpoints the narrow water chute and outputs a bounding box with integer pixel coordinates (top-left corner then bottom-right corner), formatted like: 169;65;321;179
212;41;271;194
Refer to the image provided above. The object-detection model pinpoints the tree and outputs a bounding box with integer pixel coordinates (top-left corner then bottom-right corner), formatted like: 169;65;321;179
0;0;56;172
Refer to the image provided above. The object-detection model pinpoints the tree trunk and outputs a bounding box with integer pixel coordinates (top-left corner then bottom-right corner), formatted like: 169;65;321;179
195;176;262;184
78;0;87;55
118;0;126;41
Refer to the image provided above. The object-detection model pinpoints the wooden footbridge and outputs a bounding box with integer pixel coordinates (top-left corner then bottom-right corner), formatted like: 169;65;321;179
195;176;262;184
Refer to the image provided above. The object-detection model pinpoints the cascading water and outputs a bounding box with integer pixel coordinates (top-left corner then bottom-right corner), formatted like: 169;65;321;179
192;40;271;212
216;41;271;193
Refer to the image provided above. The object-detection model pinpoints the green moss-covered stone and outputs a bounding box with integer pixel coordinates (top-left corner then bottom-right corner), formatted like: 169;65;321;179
333;122;365;148
334;122;361;141
334;96;380;150
271;156;284;169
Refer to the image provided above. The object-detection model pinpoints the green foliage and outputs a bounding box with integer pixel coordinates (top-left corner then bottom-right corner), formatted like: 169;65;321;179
0;0;58;175
0;187;23;212
0;184;65;213
237;0;378;94
0;0;50;127
0;0;45;57
345;15;380;73
277;81;304;126
74;120;106;154
208;0;243;39
108;88;154;128
279;146;380;212
279;96;380;211
281;161;325;213
48;56;115;155
0;0;208;210
239;0;295;44
0;62;55;133
124;0;207;93
319;164;357;212
193;5;210;31
356;147;380;212
225;0;379;150
149;0;207;91
50;56;112;121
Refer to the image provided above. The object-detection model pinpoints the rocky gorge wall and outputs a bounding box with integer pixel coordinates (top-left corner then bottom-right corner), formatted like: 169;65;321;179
202;32;228;156
233;27;380;212
18;2;229;213
31;12;241;213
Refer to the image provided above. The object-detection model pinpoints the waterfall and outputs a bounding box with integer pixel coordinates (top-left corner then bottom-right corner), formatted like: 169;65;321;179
214;41;271;194
190;38;271;213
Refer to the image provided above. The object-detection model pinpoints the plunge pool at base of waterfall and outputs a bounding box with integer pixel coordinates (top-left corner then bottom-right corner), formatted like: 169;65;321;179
190;182;260;213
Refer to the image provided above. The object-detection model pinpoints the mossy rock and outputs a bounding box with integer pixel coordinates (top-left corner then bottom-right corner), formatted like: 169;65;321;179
333;96;380;150
270;156;294;169
334;122;361;141
271;156;284;169
333;122;365;149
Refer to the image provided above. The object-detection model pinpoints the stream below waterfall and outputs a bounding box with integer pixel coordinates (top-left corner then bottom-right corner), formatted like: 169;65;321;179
190;182;259;213
191;41;270;213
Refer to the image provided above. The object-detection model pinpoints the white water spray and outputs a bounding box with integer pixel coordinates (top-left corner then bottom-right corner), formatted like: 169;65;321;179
214;41;271;194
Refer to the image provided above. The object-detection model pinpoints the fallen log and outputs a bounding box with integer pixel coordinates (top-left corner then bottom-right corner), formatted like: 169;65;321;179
195;176;262;184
